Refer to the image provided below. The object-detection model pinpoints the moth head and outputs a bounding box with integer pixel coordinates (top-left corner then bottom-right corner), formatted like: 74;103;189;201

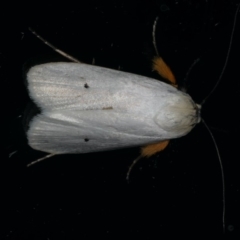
154;94;201;137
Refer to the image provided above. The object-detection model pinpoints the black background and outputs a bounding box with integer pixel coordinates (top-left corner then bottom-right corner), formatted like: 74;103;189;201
2;0;240;238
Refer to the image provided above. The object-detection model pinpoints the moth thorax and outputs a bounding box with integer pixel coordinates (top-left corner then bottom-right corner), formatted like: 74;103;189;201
154;96;201;137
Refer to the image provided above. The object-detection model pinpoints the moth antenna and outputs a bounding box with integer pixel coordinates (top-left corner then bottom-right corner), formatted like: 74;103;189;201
27;153;56;167
199;4;240;233
126;155;143;181
201;119;225;233
201;3;240;105
181;58;200;92
29;28;81;63
152;17;160;56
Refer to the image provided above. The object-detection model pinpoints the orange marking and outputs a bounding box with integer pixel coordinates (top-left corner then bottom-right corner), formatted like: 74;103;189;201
141;140;170;158
152;56;177;87
139;56;176;158
126;140;170;180
127;57;175;177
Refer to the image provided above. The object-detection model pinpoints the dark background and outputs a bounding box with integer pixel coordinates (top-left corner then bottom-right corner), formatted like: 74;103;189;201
2;0;240;238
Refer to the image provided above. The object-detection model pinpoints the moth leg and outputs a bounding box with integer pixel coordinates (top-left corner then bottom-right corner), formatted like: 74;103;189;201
152;17;177;87
29;28;81;63
27;153;56;167
126;140;169;180
152;57;177;87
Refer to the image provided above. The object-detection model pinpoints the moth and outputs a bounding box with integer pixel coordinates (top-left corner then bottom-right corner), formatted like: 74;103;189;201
27;61;200;155
26;26;200;169
25;6;239;233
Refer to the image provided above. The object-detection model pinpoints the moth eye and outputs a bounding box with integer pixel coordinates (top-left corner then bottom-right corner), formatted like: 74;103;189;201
84;138;89;142
84;83;89;88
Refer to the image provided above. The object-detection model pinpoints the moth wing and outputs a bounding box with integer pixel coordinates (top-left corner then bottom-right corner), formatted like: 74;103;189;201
27;62;168;111
27;62;198;154
28;112;160;154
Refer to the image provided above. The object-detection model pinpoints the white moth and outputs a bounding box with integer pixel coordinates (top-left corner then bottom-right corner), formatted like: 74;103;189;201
27;62;200;155
25;4;240;233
